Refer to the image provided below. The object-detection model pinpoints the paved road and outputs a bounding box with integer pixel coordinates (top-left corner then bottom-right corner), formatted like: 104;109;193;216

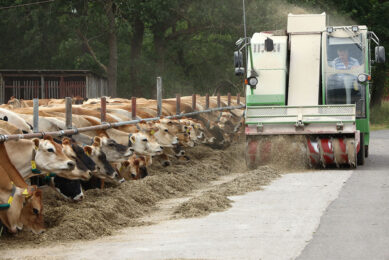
298;130;389;260
2;130;388;260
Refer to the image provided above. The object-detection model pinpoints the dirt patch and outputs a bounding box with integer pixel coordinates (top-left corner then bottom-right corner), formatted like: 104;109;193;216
174;166;280;218
1;141;249;248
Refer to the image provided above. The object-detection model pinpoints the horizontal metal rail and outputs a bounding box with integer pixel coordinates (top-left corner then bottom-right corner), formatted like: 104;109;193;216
0;104;246;142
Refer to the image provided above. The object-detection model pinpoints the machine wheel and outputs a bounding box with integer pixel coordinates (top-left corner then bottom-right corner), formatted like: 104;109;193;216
365;145;368;158
357;133;365;166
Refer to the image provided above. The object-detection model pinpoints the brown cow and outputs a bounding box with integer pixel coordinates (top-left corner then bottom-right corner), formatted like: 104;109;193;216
0;142;45;234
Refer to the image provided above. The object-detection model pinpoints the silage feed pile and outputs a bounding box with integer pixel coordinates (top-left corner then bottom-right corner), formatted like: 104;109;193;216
1;141;282;248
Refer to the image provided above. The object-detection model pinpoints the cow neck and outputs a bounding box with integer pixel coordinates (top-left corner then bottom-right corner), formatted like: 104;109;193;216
0;143;28;189
0;184;16;210
31;148;42;174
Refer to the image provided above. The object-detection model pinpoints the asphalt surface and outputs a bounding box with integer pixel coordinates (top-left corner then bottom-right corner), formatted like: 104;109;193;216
2;130;389;260
298;130;389;260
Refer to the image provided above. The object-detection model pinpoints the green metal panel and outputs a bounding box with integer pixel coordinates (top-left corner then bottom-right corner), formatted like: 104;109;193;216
246;94;285;106
356;118;370;145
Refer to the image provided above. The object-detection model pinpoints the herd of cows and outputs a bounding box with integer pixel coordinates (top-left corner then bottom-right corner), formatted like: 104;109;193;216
0;95;244;236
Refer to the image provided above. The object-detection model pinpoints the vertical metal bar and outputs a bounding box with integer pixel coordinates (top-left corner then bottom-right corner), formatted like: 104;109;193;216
217;92;221;108
131;97;136;120
33;98;39;133
101;97;106;123
65;97;72;129
176;94;181;115
192;94;196;111
157;77;162;117
205;93;209;109
228;92;231;106
237;93;240;105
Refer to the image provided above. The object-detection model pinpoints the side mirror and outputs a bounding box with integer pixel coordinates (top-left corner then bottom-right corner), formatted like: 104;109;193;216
375;46;386;63
234;51;245;76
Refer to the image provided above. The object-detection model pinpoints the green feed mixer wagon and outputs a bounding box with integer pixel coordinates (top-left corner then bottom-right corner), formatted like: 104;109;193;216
234;13;386;168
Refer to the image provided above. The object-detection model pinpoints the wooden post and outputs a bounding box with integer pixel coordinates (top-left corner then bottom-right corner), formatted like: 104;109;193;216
157;77;162;117
176;94;181;115
65;97;72;129
33;98;39;133
237;93;240;105
131;97;136;120
217;92;221;108
228;92;231;106
192;94;196;111
101;97;106;123
205;93;209;109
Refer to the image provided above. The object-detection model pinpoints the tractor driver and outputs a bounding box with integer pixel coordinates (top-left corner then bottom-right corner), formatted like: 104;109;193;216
331;45;360;70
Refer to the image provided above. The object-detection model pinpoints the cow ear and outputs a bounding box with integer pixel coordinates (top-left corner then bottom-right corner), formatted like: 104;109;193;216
62;138;71;145
34;189;42;198
84;146;92;156
43;135;53;141
130;135;136;144
32;138;40;149
93;136;101;146
134;159;140;166
122;161;130;167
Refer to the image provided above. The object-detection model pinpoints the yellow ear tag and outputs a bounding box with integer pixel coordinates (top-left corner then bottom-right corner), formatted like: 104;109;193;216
8;196;14;204
31;160;37;170
22;189;29;196
85;151;91;156
186;128;190;133
150;130;155;135
119;165;125;172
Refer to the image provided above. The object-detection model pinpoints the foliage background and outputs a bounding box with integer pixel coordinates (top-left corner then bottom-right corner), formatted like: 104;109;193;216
0;0;387;104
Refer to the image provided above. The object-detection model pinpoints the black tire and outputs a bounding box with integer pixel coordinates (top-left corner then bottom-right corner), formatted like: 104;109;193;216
365;145;368;158
357;133;365;165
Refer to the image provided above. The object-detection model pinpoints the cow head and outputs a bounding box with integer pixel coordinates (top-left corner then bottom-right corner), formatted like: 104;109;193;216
20;189;45;234
57;138;92;181
151;125;178;147
128;131;163;156
98;136;133;162
119;156;148;180
32;136;75;173
83;140;119;180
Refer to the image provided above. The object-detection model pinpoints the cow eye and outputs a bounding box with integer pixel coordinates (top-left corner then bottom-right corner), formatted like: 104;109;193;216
33;208;39;215
109;143;115;146
142;138;148;142
47;148;55;153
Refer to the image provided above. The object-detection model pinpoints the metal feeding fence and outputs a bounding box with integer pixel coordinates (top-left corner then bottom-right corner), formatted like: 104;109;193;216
0;77;245;142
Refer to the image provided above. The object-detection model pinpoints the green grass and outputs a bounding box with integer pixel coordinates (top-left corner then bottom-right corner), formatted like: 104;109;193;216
370;102;389;130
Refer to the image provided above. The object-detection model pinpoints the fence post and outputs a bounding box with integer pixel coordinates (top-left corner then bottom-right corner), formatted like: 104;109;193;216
176;94;181;115
33;98;39;133
237;93;240;105
157;77;162;117
65;97;72;129
228;92;231;106
101;97;106;123
192;94;196;111
205;94;209;109
217;92;221;108
131;97;136;120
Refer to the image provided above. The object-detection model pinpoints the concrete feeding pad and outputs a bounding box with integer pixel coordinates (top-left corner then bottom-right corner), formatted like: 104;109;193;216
1;170;352;260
